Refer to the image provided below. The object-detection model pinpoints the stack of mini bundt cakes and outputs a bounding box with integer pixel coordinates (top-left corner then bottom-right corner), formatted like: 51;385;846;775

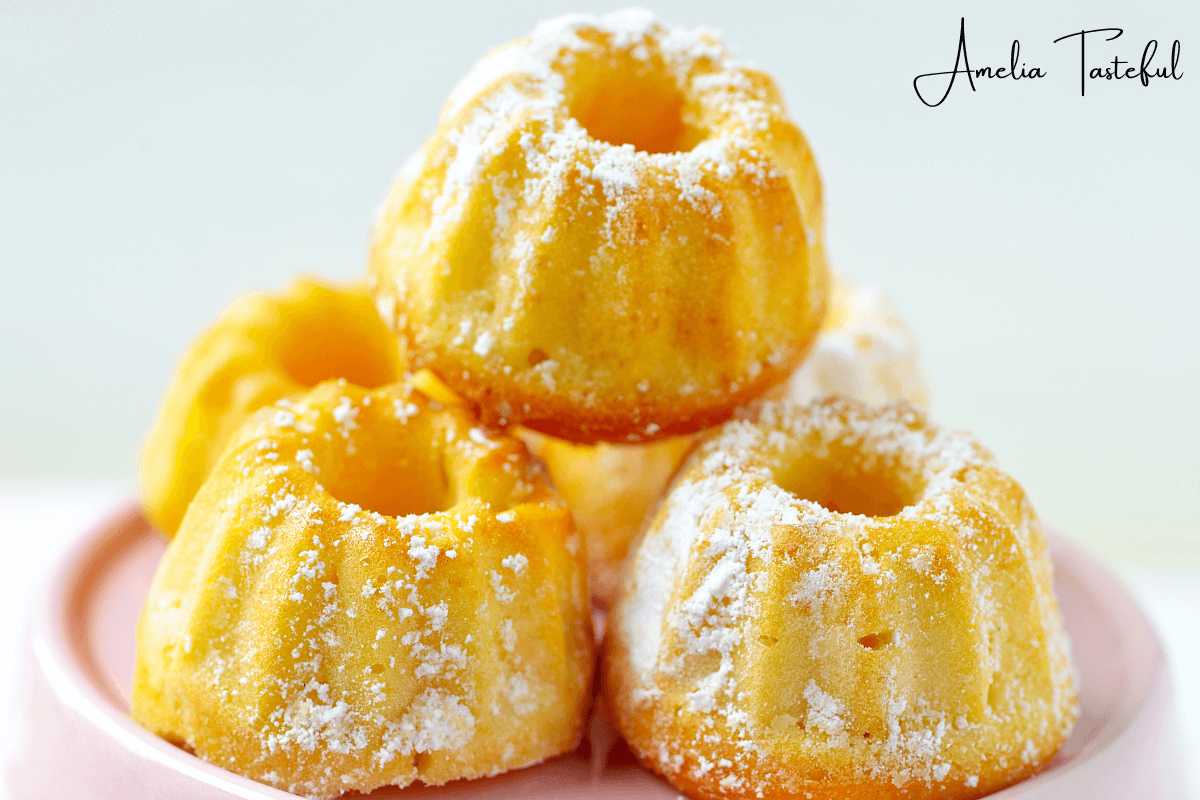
133;9;1076;799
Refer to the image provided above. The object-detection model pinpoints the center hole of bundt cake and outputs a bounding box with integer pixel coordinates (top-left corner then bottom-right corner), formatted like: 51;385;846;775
274;306;399;390
568;61;703;154
317;417;454;518
771;457;915;518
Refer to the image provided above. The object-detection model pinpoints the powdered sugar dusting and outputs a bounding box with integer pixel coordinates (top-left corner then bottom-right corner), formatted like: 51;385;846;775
611;397;1079;795
141;380;592;798
783;273;930;409
376;9;817;421
803;679;846;739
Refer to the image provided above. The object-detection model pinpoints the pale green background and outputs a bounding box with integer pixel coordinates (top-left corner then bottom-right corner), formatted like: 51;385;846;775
1;1;1197;565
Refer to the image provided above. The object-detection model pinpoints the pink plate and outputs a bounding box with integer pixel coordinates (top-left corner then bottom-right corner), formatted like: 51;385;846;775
4;502;1190;798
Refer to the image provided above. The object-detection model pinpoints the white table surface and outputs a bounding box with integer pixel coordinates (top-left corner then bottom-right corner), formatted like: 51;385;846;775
1;484;1196;798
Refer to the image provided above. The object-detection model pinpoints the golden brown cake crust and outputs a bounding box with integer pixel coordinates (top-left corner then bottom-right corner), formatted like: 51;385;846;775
369;10;829;444
603;399;1078;800
518;273;930;605
133;381;593;799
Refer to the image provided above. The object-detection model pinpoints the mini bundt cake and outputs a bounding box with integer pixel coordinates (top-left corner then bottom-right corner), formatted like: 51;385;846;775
772;272;930;408
140;276;404;536
519;429;696;604
133;380;593;799
604;399;1078;800
369;9;829;443
522;272;929;604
